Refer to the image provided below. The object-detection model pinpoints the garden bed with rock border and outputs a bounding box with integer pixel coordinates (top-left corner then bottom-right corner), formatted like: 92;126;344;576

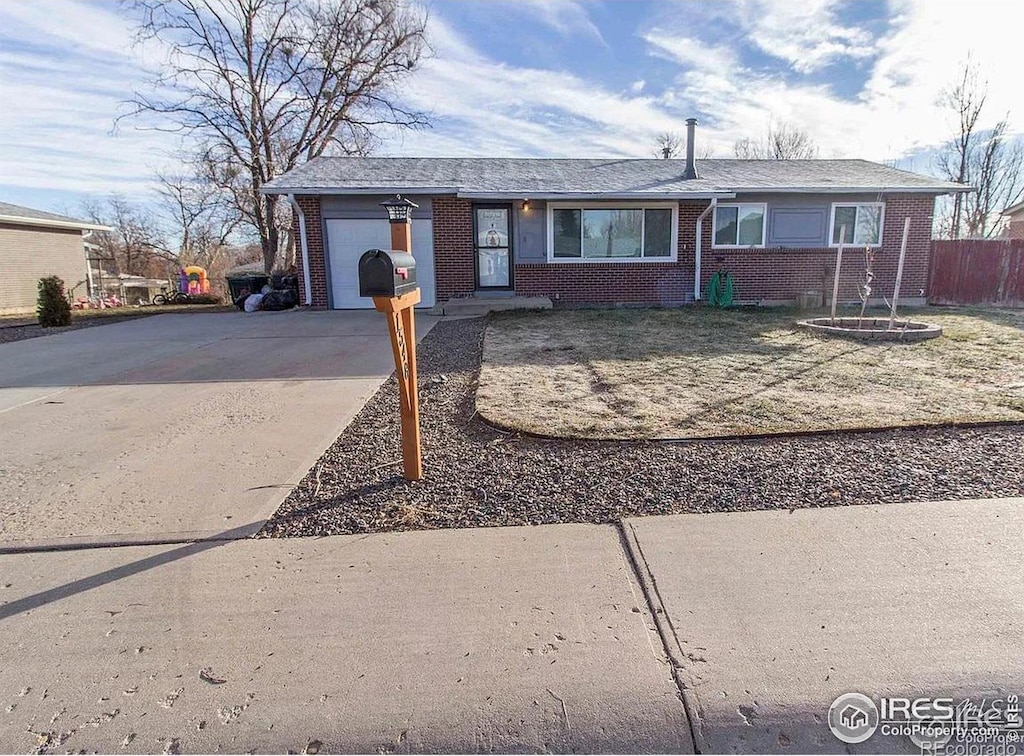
797;316;942;342
259;317;1024;538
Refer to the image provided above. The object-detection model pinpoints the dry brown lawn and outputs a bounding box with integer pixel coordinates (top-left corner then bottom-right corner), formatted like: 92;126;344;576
476;307;1024;439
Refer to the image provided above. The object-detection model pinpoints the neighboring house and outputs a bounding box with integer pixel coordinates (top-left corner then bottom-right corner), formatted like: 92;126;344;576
1002;200;1024;239
0;201;111;315
262;126;968;310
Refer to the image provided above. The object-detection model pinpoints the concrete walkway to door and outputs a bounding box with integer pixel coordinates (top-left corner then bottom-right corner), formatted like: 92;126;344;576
0;310;437;550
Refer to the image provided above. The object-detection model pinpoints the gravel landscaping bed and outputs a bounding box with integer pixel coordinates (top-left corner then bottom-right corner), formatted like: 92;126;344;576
260;317;1024;538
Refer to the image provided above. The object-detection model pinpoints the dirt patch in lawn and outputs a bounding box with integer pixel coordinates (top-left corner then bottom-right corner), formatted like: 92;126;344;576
477;307;1024;439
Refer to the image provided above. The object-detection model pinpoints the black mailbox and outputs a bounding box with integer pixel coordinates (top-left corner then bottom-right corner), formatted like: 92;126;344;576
358;249;418;298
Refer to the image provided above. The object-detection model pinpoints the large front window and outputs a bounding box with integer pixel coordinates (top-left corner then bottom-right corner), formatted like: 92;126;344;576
830;203;884;246
549;204;676;261
713;203;766;247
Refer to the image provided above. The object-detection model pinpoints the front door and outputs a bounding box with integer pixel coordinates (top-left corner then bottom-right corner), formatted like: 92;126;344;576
474;204;513;290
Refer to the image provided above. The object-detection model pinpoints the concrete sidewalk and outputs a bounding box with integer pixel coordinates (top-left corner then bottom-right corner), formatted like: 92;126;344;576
626;497;1024;754
0;498;1020;754
0;524;692;754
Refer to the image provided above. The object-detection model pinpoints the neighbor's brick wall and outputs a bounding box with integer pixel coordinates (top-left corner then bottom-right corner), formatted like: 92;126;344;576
432;196;476;299
293;196;328;308
1008;218;1024;240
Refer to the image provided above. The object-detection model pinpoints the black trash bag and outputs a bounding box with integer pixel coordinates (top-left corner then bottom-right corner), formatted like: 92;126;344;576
259;288;298;311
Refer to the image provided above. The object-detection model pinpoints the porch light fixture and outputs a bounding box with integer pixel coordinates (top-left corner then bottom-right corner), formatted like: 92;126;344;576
381;194;418;224
522;198;531;212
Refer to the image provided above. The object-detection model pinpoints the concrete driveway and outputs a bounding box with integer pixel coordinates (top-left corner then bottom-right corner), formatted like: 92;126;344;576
0;310;436;549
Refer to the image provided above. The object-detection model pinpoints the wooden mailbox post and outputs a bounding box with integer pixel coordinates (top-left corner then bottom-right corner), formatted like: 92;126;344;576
363;196;423;481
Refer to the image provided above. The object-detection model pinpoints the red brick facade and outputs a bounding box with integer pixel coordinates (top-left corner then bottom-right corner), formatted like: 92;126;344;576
692;194;935;305
298;192;936;308
293;196;328;308
432;196;476;300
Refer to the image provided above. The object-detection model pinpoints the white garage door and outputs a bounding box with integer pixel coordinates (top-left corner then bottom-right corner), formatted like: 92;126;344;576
325;219;435;309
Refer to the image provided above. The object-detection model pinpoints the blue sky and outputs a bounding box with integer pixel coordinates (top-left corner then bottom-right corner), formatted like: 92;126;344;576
0;0;1021;217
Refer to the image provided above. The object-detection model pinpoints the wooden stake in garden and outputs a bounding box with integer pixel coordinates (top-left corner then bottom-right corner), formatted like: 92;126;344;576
888;217;912;330
830;225;847;324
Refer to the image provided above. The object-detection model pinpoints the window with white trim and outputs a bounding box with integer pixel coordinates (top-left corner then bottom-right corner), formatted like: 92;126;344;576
712;203;766;247
829;202;884;246
548;203;676;261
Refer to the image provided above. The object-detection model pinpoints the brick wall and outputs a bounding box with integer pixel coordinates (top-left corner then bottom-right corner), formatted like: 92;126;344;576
293;196;328;308
1008;218;1024;239
697;194;935;304
517;194;936;306
306;192;937;308
432;196;476;299
515;202;700;305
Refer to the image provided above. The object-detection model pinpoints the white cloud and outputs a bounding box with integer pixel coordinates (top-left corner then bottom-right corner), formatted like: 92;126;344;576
0;0;179;201
2;0;1022;214
641;0;1023;161
385;17;686;157
644;29;738;71
498;0;606;44
740;0;877;73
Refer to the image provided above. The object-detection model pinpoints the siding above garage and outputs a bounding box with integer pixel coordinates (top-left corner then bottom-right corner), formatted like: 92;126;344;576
320;194;434;220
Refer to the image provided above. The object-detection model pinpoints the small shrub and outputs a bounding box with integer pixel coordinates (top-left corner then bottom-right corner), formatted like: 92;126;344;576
37;276;72;327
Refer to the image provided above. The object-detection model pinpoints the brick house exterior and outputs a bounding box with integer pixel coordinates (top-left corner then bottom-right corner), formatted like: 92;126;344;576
271;156;964;310
293;191;936;308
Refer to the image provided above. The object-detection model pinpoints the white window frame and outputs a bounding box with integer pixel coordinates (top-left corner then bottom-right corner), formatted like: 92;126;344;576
828;202;885;247
546;202;678;263
711;203;767;248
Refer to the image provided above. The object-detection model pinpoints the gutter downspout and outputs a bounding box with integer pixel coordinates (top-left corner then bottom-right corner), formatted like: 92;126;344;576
694;198;716;302
83;231;95;296
287;194;313;306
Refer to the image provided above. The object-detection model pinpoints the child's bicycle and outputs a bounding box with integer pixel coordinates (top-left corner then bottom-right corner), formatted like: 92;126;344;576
152;290;191;305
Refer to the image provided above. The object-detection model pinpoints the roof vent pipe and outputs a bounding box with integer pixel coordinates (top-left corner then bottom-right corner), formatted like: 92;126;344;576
683;118;698;180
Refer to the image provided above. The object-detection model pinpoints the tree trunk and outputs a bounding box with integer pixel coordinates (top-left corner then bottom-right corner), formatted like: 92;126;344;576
262;195;279;273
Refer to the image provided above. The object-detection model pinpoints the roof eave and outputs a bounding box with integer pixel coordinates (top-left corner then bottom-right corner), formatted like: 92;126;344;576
261;185;459;196
726;185;972;195
0;214;113;232
456;191;736;200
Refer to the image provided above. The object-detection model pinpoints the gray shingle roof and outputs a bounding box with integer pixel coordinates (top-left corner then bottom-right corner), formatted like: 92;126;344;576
263;157;968;197
0;201;109;230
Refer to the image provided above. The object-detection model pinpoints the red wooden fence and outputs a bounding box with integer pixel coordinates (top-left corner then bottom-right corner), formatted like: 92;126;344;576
929;239;1024;306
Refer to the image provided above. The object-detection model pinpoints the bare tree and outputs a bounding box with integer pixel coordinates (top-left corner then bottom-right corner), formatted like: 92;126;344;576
654;131;683;159
124;0;428;272
155;171;249;294
156;172;240;268
734;120;819;160
82;195;168;278
935;58;1024;238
